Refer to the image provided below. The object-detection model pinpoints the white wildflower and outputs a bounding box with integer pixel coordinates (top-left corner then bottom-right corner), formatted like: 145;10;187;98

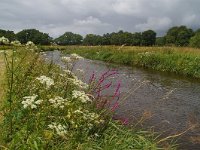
72;90;92;103
68;76;88;89
0;50;4;54
49;96;68;109
26;41;35;47
11;40;21;46
36;75;54;88
63;69;74;76
22;94;43;109
48;122;67;136
61;56;71;63
0;36;9;45
70;53;83;60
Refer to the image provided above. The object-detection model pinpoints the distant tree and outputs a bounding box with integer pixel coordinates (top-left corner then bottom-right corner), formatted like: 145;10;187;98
102;33;111;45
141;30;156;46
132;32;141;46
54;32;83;45
156;37;166;46
165;26;194;46
0;29;16;41
190;32;200;48
83;34;102;45
110;30;133;45
16;29;52;45
123;32;134;46
194;28;200;34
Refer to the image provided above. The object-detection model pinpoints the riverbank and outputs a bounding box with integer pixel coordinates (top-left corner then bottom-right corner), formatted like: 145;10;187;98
0;47;174;149
0;50;6;146
42;45;200;79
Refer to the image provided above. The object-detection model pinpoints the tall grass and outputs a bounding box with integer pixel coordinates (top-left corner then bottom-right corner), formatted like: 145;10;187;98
41;45;200;79
0;47;175;149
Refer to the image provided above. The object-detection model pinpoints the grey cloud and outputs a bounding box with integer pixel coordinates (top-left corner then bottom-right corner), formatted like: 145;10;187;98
0;0;200;37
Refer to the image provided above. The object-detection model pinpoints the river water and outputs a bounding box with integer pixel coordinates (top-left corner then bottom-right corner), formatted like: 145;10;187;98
44;50;200;150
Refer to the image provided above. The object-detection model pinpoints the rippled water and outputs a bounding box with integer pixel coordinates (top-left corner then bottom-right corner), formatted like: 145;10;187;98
44;50;200;150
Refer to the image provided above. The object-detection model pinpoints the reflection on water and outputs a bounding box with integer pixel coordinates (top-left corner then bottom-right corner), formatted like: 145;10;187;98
44;50;200;150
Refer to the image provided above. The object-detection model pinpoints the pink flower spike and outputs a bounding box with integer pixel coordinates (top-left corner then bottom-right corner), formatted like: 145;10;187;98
122;118;129;125
111;101;119;112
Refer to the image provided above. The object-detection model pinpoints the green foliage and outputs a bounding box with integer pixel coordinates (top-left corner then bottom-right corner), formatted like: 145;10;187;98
132;32;142;46
83;34;102;45
0;29;16;41
156;37;166;46
16;29;52;45
190;32;200;48
54;32;83;45
60;46;200;78
141;30;156;46
165;26;194;46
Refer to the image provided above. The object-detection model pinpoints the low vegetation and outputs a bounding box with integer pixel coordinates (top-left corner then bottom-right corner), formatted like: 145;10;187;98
0;46;175;149
52;45;200;79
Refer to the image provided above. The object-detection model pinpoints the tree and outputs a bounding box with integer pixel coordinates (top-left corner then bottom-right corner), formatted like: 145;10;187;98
165;26;194;46
190;32;200;48
110;31;133;45
141;30;156;46
102;33;111;45
0;29;16;41
16;29;52;45
132;32;141;46
54;32;83;45
83;34;102;46
156;37;166;46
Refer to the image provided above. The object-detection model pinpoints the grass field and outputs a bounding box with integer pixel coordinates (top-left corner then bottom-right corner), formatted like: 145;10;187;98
40;45;200;79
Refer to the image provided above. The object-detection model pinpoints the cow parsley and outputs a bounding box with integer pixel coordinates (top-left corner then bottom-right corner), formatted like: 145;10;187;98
49;96;68;109
22;94;43;109
48;122;67;136
72;90;92;103
36;75;54;88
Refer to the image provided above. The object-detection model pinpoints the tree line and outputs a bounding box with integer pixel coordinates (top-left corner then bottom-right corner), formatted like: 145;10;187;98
0;26;200;47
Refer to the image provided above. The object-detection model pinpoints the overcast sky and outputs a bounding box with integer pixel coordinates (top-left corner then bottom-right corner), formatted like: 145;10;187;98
1;0;200;37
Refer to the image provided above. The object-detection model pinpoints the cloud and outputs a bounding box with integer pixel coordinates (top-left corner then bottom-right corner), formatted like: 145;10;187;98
135;17;172;31
0;0;200;37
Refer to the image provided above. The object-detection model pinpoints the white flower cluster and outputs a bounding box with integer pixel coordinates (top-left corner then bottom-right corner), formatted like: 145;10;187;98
72;90;92;103
0;50;4;54
11;40;21;46
26;41;35;47
36;76;54;88
68;76;88;89
70;53;83;60
63;69;74;76
0;36;9;45
73;109;104;129
61;56;71;63
22;94;43;109
48;122;67;136
49;96;68;109
61;53;83;63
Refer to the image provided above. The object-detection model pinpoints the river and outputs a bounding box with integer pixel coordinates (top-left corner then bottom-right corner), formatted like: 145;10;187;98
44;50;200;150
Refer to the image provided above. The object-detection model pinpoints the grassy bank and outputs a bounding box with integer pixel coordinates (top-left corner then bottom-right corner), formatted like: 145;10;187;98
0;50;5;126
0;47;175;149
42;45;200;79
0;51;5;110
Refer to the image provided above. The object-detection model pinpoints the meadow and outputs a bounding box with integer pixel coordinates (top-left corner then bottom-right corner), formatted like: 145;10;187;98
41;45;200;79
0;45;176;149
